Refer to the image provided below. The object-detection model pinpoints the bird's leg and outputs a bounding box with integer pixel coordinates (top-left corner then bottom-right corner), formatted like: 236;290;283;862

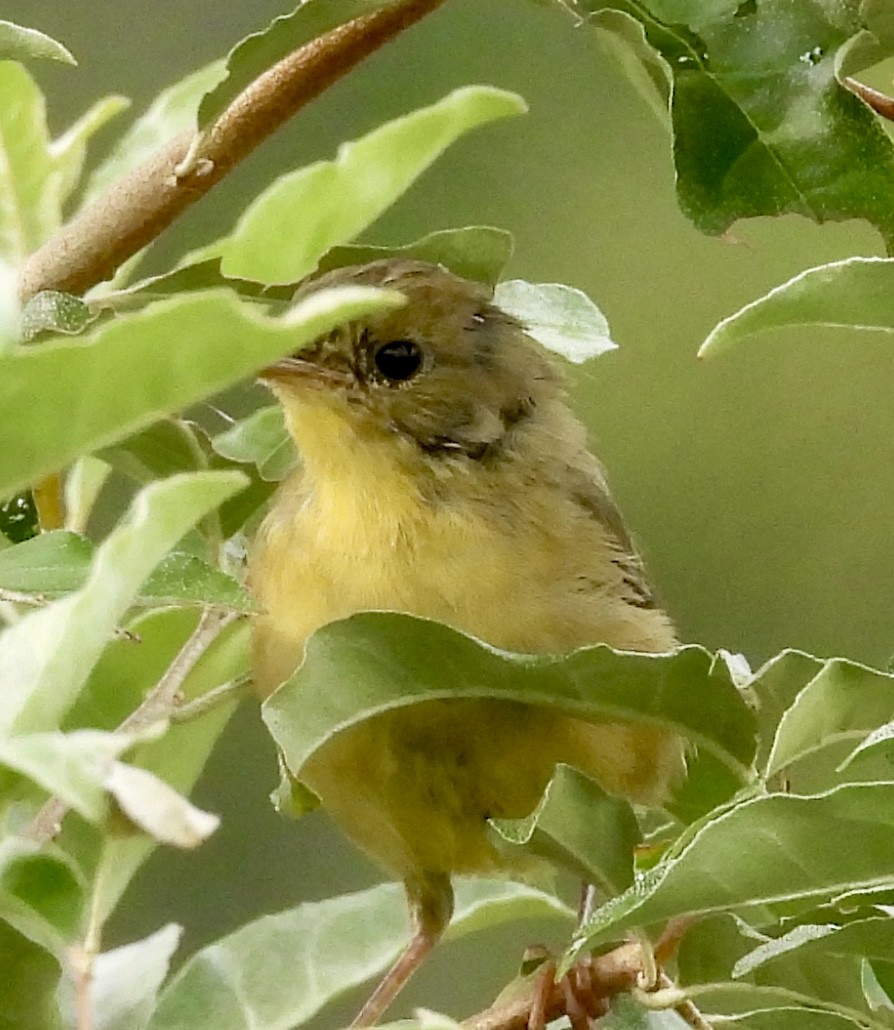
351;873;454;1028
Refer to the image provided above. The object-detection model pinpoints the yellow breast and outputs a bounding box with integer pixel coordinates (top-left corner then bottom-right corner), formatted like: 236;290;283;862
250;394;682;881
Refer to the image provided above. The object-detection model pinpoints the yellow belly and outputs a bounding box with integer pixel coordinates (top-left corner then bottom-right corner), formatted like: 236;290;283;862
250;461;682;881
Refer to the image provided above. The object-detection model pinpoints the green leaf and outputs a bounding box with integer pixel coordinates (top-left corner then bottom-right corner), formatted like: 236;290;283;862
492;764;640;896
0;918;62;1030
599;995;690;1028
211;406;295;482
566;783;894;962
0;729;139;824
217;86;527;282
21;291;92;341
733;917;894;979
149;880;570;1030
836;0;894;76
675;910;875;1019
99;419;206;484
125;226;513;310
839;720;894;774
107;259;295;309
744;650;825;777
591;11;672;127
703;1010;866;1029
105;762;219;848
80;61;227;210
0;843;86;1027
765;657;894;779
699;258;894;357
573;1;894;247
862;958;894;1016
677;911;766;987
217;469;277;538
0;284;402;498
142;552;258;612
0;471;244;738
0;63;61;263
377;1016;461;1030
0;20;75;64
0;728;216;854
664;746;746;824
0;530;93;595
65;456;110;534
59;924;182;1030
0;532;256;611
198;0;393;127
318;226;515;287
494;280;617;363
263;613;757;785
0;837;83;952
732;923;841;978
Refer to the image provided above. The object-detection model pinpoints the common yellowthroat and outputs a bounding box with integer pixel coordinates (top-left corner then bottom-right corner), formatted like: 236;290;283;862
250;260;683;1025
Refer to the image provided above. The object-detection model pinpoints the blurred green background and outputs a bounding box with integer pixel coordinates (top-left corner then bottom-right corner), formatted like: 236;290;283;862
14;0;894;1020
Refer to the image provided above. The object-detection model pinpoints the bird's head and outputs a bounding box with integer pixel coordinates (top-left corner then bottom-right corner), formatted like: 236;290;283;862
261;260;565;478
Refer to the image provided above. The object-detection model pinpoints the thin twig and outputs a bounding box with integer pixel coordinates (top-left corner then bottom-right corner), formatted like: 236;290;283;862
169;673;250;723
18;0;449;301
118;607;239;734
844;77;894;123
23;607;239;845
24;797;69;845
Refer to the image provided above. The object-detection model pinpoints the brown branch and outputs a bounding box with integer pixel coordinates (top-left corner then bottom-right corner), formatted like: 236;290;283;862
18;0;449;302
844;77;894;123
464;943;642;1030
464;938;715;1030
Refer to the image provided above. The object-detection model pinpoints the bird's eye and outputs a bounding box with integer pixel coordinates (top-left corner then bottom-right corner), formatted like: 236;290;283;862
373;339;424;383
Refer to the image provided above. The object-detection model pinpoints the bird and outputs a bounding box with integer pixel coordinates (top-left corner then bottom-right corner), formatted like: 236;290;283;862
249;258;684;1025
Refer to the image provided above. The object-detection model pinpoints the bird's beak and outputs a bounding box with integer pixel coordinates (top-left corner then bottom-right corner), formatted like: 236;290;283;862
258;355;353;387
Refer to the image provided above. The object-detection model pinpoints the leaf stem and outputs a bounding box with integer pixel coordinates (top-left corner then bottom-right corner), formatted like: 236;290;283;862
18;0;449;301
69;941;94;1030
684;981;885;1030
